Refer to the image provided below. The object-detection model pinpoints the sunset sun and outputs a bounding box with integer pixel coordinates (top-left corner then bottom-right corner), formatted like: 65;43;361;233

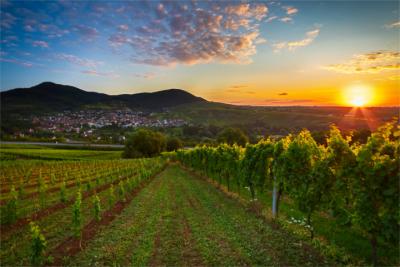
343;84;374;107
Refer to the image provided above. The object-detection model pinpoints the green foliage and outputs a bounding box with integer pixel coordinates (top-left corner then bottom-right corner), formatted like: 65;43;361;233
176;120;399;263
60;180;67;203
108;184;116;208
18;177;25;199
38;180;48;208
123;129;166;158
3;185;18;225
72;190;82;239
166;136;183;152
352;121;399;265
118;181;126;202
29;222;47;266
217;127;249;147
50;173;56;185
86;181;92;191
93;194;101;221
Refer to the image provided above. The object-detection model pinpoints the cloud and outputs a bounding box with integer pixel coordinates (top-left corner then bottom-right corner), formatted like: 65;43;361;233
273;28;320;52
283;6;298;15
32;40;49;48
133;72;156;79
0;57;34;67
263;99;316;105
0;12;16;29
280;17;292;23
56;53;103;68
118;24;129;31
388;75;400;80
323;50;400;74
24;24;35;32
225;3;268;20
82;70;119;78
278;92;288;96
266;16;278;23
74;25;98;40
122;2;269;66
385;21;400;28
230;85;248;89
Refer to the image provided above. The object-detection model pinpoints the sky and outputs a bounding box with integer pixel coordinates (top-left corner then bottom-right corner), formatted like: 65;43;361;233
1;0;399;106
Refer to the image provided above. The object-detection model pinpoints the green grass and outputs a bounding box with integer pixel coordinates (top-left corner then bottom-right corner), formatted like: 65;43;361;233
207;171;399;266
0;146;122;160
68;164;329;266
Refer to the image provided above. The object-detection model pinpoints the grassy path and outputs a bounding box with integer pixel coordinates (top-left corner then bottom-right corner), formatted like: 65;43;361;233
68;164;328;266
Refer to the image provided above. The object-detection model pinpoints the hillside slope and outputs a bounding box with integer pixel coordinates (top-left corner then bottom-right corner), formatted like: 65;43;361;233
1;82;206;115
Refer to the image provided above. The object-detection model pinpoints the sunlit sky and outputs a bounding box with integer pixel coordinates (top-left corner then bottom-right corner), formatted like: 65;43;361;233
1;0;399;106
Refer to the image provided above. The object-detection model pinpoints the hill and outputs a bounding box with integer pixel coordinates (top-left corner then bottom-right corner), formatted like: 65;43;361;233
0;82;206;115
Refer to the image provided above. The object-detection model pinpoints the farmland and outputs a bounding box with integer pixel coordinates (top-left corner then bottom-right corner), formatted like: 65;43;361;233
0;120;398;267
0;144;122;161
0;158;329;266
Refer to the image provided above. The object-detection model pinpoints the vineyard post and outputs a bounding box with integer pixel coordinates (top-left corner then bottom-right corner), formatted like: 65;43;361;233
272;177;277;218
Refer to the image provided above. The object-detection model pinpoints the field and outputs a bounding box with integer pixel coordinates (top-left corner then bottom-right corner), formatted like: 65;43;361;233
1;132;398;267
0;144;122;160
0;158;329;266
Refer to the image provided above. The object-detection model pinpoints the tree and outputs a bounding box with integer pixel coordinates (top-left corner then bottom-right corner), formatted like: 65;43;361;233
217;127;249;147
123;129;166;158
166;136;183;151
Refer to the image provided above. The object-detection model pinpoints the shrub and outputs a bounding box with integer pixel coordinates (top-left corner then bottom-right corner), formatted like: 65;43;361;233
217;127;249;147
123;129;166;158
166;136;183;151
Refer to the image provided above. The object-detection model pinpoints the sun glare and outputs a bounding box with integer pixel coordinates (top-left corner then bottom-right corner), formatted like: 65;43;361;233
342;84;374;107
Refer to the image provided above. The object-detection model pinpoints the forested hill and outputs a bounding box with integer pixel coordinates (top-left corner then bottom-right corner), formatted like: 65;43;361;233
1;82;206;115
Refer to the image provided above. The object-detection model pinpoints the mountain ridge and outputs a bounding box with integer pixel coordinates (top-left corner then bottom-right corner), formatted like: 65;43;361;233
1;82;206;115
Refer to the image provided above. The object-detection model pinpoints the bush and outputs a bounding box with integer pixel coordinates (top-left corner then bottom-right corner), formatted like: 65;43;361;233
217;127;249;147
166;136;183;151
123;129;166;158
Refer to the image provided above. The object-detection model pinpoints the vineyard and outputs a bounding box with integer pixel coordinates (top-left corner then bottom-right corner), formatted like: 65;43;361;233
0;145;122;160
0;120;398;266
1;157;166;265
176;120;399;266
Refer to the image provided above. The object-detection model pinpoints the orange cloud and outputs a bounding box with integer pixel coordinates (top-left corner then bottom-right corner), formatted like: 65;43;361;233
273;28;320;52
323;51;400;74
284;6;298;15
